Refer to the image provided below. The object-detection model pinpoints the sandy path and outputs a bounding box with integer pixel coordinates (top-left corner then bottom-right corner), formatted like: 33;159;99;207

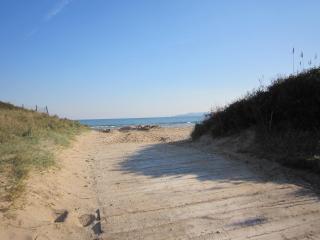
0;132;99;240
90;129;320;240
1;128;320;239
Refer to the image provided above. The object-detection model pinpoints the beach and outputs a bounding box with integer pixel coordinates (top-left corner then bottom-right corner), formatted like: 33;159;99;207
1;126;320;239
2;1;320;239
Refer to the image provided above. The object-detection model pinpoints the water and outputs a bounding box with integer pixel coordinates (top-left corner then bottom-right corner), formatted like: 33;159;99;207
79;116;204;130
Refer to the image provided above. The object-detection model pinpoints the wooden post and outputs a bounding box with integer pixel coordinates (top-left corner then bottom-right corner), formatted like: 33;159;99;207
46;106;49;115
35;105;38;112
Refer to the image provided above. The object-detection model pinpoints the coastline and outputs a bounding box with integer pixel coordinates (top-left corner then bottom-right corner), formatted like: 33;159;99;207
79;115;203;130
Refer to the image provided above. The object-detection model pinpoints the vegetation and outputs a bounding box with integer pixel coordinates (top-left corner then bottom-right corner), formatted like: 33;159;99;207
192;68;320;172
0;102;86;207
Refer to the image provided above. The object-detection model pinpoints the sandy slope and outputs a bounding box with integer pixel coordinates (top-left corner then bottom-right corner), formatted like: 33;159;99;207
0;132;99;240
1;127;320;240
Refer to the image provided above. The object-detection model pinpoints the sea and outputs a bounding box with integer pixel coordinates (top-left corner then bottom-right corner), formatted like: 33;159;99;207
79;115;204;130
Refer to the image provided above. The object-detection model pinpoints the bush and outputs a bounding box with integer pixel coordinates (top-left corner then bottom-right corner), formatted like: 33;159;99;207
192;68;320;172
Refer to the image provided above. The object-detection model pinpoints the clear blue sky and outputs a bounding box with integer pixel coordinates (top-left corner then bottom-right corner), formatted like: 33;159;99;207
1;0;319;119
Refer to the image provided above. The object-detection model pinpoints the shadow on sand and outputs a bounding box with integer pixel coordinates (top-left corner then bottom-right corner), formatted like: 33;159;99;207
119;140;320;200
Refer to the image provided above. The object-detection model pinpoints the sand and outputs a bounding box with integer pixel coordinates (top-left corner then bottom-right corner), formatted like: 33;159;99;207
1;127;320;239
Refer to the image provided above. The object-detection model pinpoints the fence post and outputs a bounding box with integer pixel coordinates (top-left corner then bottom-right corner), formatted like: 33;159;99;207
35;105;38;112
46;106;49;115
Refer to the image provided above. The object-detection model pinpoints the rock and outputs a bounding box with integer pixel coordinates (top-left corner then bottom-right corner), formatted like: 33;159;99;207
102;129;111;133
119;126;133;131
137;125;159;131
137;125;149;131
119;125;159;131
78;214;95;227
160;137;168;142
53;209;68;223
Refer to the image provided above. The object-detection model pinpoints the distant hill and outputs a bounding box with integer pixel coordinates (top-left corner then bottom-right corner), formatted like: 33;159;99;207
173;112;206;117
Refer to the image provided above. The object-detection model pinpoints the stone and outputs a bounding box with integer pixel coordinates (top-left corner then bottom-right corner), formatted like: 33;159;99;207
79;214;95;227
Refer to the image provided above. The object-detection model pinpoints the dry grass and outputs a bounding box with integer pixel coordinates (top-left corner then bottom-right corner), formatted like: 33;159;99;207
0;102;86;209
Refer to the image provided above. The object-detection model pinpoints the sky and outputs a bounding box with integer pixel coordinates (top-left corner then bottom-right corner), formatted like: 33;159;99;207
1;0;319;119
